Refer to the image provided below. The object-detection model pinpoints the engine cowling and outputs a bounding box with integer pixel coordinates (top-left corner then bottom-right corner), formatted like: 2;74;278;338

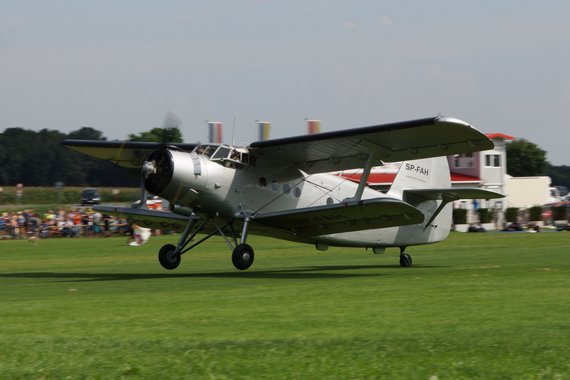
143;148;205;206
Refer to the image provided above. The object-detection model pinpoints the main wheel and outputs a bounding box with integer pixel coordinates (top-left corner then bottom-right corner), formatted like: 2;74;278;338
399;253;412;267
158;244;181;270
232;244;254;270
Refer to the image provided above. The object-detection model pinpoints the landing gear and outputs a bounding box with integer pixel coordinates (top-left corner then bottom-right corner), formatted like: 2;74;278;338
229;215;254;270
232;244;255;270
155;213;256;271
399;247;412;267
158;244;181;270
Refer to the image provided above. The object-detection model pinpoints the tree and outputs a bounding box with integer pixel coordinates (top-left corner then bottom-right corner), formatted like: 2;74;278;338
506;139;549;177
0;126;138;187
64;127;138;187
546;165;570;190
128;127;183;143
67;127;106;141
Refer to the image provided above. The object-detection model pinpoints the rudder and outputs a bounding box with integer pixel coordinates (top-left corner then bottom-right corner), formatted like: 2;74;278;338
387;156;451;198
387;156;453;244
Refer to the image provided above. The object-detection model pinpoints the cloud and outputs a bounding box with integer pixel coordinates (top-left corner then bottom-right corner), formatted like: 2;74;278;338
377;15;394;26
344;21;358;29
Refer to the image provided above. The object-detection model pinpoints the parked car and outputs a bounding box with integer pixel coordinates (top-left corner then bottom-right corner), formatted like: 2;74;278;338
81;188;101;205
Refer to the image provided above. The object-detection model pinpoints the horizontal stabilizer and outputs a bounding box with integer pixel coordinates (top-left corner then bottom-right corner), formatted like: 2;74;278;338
253;197;424;237
404;188;505;201
94;205;194;232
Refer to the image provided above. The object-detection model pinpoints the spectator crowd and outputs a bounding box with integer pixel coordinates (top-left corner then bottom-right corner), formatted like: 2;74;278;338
0;208;131;240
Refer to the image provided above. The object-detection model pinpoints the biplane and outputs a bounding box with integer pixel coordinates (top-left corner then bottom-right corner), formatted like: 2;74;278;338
64;116;503;270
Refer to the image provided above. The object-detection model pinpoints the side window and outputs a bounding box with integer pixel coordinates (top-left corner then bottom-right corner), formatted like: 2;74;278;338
454;153;474;168
240;153;249;165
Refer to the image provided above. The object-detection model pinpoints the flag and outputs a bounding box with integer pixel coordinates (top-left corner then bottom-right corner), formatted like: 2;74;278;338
207;121;223;143
258;121;271;140
307;119;321;134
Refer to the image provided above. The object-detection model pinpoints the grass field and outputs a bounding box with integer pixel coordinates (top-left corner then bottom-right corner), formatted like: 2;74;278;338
1;232;569;379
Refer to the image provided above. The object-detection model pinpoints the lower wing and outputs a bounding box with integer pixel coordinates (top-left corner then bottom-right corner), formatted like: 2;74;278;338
95;198;425;239
94;205;194;231
252;198;424;237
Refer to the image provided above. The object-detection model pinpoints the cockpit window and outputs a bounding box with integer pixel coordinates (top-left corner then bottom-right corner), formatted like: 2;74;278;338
194;144;253;168
212;146;231;160
194;145;251;168
203;146;216;158
194;145;217;158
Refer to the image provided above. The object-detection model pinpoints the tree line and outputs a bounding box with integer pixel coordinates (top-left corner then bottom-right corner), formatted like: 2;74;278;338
0;126;182;187
1;125;569;189
506;139;570;191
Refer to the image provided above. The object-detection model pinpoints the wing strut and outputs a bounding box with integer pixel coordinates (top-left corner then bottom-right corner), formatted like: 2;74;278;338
344;151;376;203
239;204;251;244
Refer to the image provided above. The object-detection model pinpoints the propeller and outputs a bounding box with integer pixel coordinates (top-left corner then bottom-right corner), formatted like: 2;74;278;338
136;112;182;208
160;111;182;146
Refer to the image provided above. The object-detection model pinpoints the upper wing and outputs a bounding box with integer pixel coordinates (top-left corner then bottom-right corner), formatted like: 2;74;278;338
249;116;493;173
63;140;197;168
94;205;193;231
252;197;424;237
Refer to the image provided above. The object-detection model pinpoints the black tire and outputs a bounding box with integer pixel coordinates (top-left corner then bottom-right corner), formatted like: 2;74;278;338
399;253;412;267
158;244;181;270
232;244;254;270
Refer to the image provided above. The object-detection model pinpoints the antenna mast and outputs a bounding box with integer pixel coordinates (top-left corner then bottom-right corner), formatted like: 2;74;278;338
231;113;238;146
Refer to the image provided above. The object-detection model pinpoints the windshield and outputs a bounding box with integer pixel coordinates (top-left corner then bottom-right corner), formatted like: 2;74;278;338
193;144;252;168
194;145;217;158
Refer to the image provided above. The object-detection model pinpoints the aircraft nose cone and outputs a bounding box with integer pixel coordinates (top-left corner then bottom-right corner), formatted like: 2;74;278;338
143;148;174;195
142;148;203;206
142;160;157;179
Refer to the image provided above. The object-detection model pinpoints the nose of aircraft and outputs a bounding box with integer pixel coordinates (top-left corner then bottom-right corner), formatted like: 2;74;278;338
143;148;174;195
143;148;203;206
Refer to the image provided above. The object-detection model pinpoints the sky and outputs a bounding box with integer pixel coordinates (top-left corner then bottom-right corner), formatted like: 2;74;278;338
2;1;570;165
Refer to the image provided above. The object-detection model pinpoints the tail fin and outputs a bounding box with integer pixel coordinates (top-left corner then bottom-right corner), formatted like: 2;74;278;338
387;156;451;199
386;156;453;244
384;156;504;245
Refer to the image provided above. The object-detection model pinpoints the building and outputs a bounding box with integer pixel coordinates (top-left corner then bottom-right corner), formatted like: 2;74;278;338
449;133;514;225
504;176;554;208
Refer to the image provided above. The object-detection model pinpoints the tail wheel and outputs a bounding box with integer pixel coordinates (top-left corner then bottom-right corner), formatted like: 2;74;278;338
399;253;413;267
158;244;181;270
232;244;255;270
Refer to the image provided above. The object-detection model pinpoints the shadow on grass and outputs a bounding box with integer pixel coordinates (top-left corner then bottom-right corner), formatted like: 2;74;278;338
0;264;445;282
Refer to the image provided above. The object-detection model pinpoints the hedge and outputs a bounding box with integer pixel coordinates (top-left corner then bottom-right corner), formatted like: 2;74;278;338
528;205;543;221
453;208;468;224
477;208;493;223
505;207;519;223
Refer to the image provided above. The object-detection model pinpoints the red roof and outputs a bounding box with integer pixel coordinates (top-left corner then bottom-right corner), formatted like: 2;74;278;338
450;173;481;183
485;133;515;140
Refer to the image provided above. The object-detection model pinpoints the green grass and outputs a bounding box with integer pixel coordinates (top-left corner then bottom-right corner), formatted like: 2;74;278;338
1;232;569;379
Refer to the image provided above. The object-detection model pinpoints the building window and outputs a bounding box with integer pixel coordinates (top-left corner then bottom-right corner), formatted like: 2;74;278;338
454;153;474;168
485;154;501;167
